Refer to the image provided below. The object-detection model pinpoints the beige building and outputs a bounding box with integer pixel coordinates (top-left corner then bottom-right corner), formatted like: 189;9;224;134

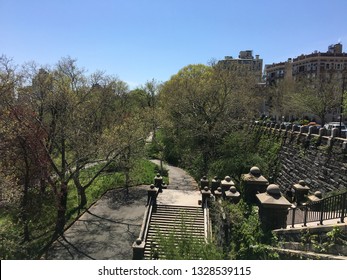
218;50;263;82
265;43;347;85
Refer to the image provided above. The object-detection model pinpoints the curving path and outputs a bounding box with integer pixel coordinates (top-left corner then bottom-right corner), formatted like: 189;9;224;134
43;160;198;260
150;159;201;207
150;159;198;190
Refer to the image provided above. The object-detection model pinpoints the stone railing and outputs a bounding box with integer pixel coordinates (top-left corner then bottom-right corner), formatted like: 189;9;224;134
132;187;157;260
203;198;211;242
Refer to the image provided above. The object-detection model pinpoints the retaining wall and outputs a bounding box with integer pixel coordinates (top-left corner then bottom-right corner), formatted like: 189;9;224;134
251;123;347;194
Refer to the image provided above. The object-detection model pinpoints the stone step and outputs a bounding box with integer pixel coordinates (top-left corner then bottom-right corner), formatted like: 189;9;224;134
154;210;202;216
143;203;206;259
146;233;205;243
152;214;204;220
147;228;205;237
154;205;203;213
150;216;204;223
149;223;204;229
144;239;205;260
148;222;205;233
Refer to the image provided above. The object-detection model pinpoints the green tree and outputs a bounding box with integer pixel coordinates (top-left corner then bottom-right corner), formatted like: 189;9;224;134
0;102;51;244
266;78;296;121
0;57;53;254
159;63;258;176
289;75;342;125
0;55;18;108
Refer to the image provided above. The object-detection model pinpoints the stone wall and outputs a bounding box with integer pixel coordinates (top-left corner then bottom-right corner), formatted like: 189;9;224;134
251;123;347;195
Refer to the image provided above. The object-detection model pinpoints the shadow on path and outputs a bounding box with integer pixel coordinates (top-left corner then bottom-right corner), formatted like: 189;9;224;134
44;186;148;260
44;161;199;260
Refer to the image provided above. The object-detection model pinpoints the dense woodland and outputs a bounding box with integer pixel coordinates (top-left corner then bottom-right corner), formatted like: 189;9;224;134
0;54;345;259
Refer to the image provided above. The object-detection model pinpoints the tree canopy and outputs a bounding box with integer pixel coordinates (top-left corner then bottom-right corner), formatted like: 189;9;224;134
158;63;260;176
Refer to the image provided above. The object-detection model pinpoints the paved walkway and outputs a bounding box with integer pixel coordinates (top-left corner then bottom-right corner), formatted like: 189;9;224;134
43;160;199;260
150;159;198;191
150;159;201;207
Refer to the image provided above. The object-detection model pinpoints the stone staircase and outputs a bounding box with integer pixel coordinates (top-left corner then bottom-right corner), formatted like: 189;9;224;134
143;204;205;259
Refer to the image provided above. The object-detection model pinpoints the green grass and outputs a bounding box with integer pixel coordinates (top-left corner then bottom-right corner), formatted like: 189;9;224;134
130;159;169;185
65;158;166;224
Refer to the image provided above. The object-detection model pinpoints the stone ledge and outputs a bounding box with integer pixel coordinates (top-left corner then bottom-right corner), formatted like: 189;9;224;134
268;246;347;260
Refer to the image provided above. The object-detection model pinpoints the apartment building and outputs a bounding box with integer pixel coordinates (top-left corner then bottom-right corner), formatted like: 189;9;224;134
218;50;263;82
265;43;347;85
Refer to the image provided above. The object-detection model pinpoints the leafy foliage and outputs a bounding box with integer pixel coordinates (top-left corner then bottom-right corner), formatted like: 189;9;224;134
155;214;223;260
156;200;280;260
209;129;281;184
211;200;279;260
159;64;260;176
0;54;161;259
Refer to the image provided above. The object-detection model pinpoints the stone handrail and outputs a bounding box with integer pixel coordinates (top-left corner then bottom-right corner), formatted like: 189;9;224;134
203;198;211;242
132;196;155;259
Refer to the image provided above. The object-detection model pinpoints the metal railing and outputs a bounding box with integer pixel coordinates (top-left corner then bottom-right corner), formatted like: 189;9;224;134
287;191;347;227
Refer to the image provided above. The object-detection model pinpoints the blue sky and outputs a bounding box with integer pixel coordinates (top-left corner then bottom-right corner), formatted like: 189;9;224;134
1;0;347;88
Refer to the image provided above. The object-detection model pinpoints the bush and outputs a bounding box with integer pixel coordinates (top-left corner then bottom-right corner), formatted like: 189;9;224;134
155;214;223;260
211;200;279;260
209;129;281;183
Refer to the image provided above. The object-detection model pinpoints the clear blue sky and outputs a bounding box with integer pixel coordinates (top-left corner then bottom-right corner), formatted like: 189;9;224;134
1;0;347;88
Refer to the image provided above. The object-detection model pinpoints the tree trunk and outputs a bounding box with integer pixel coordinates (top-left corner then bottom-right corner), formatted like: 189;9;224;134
22;182;30;242
73;169;88;209
125;168;130;196
79;187;87;209
53;181;68;239
75;179;87;209
21;151;30;242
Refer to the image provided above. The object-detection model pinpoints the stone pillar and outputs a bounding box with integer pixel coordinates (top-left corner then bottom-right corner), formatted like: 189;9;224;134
307;191;323;211
241;166;269;204
225;186;241;204
256;184;292;231
221;176;235;197
211;176;220;194
132;238;145;260
201;186;211;207
319;127;326;137
154;173;163;193
214;187;223;201
200;175;209;191
308;126;316;135
292;180;310;205
147;184;158;206
332;127;339;137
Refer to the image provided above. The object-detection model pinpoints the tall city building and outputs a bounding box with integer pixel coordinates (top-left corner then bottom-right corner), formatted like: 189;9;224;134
218;50;263;82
